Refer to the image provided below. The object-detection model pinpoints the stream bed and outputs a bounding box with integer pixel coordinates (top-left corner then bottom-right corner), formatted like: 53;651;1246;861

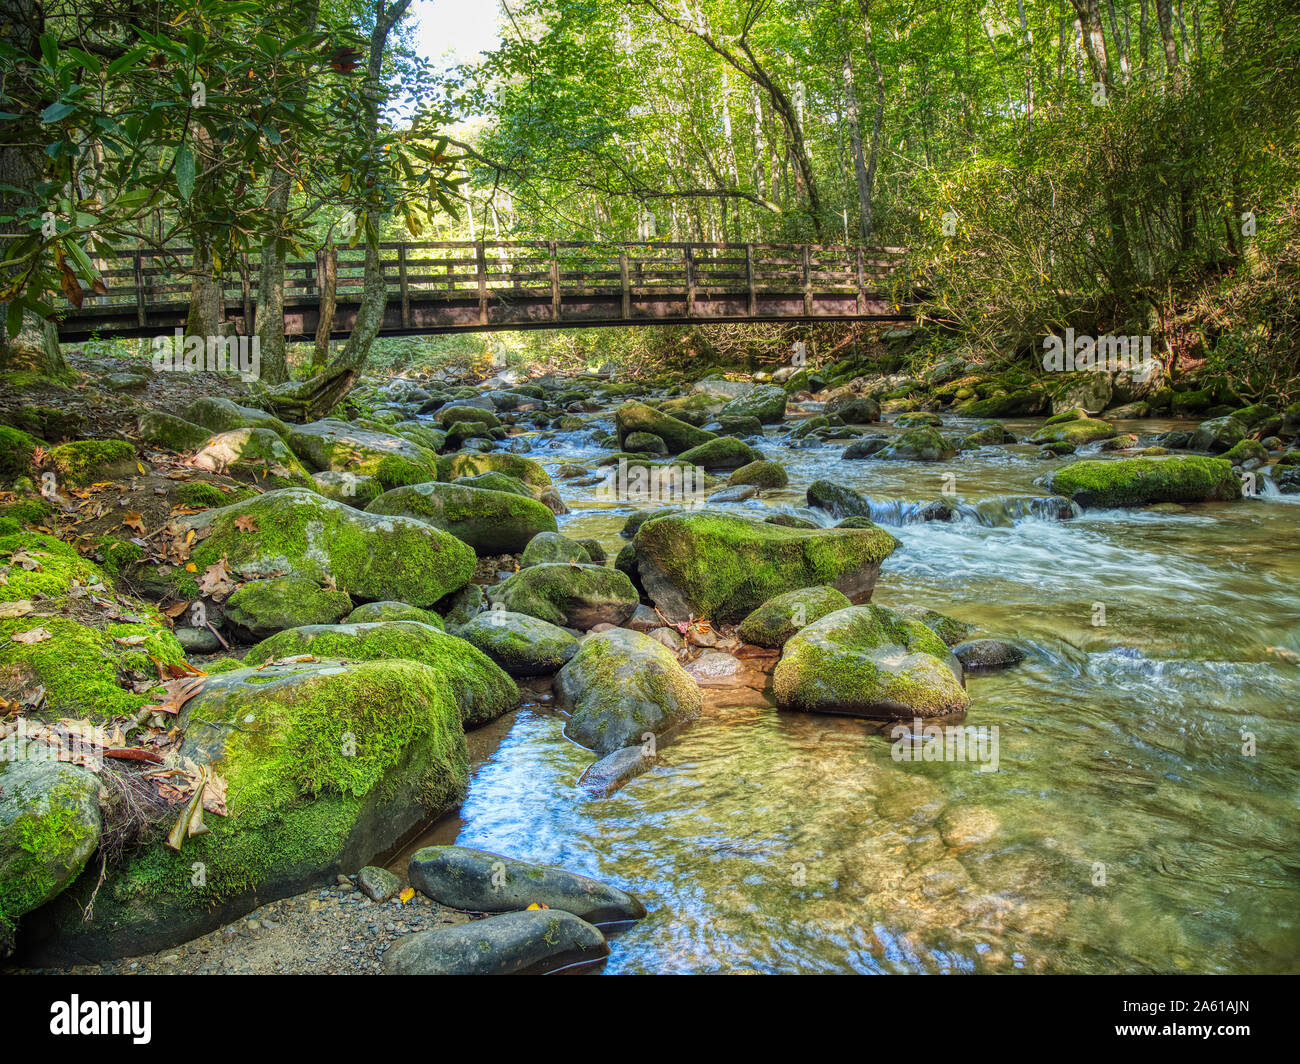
409;412;1300;974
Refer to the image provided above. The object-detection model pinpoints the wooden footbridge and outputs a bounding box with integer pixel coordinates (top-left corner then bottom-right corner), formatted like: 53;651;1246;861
53;240;913;342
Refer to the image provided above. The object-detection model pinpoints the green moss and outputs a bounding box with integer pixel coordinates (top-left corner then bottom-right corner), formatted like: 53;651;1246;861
0;426;42;479
436;452;552;488
737;586;851;648
95;536;144;578
0;495;53;528
374;455;433;490
1045;456;1242;508
727;460;788;489
1029;417;1119;446
175;480;254;508
244;621;518;728
0;775;98;931
48;439;137;487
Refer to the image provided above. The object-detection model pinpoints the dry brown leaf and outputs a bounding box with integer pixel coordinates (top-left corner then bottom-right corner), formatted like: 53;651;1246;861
122;511;146;534
12;627;53;644
140;675;206;716
0;600;34;619
113;634;148;646
233;514;258;533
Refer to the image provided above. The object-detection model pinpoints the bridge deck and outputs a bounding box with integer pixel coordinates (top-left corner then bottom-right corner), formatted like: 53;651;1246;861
54;240;912;341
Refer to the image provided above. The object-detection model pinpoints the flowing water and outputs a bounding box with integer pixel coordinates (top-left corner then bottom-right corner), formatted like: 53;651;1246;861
415;411;1300;974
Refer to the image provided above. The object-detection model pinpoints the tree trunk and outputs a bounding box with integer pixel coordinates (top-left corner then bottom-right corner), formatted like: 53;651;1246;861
255;173;290;383
313;243;338;369
841;53;873;244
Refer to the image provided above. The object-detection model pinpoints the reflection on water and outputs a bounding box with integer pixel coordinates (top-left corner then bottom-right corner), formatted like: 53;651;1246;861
443;413;1300;973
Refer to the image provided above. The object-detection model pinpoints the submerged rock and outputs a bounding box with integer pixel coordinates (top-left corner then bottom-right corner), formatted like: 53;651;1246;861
631;511;898;624
407;845;646;923
579;745;659;796
384;909;609;975
773;605;969;718
556;628;702;755
952;638;1025;671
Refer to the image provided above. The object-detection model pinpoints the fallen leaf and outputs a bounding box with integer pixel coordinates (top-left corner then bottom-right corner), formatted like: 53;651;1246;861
141;675;206;716
8;550;43;571
162;601;189;618
0;600;34;619
399;887;415;904
113;634;148;646
234;514;258;533
197;557;236;598
12;627;53;644
185;562;198;572
123;511;146;534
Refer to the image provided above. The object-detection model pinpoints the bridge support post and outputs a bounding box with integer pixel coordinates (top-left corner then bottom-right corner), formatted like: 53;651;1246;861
802;245;813;316
745;243;756;316
398;245;411;328
133;251;146;328
619;252;631;319
476;241;489;326
549;242;560;321
855;246;866;315
684;244;695;317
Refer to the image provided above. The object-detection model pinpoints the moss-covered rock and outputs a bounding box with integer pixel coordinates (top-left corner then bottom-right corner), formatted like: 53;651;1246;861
452;471;531;497
137;411;214;453
0;759;101;948
855;426;954;462
959;420;1013;448
177;488;475;607
487;563;639;629
224;575;353;640
1028;416;1120;447
23;658;468;963
623;431;669;455
245;621;517;728
456;610;580;676
288;419;439;486
0;426;41;480
773;604;969;718
556;628;702;755
615;401;715;454
895;411;943;428
718;384;786;425
185;397;290;439
47;439;137;487
519;531;591;568
892;605;973;647
1044;456;1242;508
632;511;898;623
1189;415;1246;454
727;459;788;489
825;396;880;424
0;532;186;719
1221;438;1269;469
436;451;552;489
737;585;852;648
192;428;316;490
345;601;442;627
678;436;762;471
365;481;557;555
433;405;500;429
309;469;384;506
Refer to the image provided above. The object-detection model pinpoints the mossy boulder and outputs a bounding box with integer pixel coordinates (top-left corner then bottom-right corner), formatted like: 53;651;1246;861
737;585;852;648
436;451;552;489
826;396;881;424
1028;416;1120;447
310;469;385;506
1044;456;1242;508
47;439;137;487
615;401;715;454
861;427;954;462
959;420;1013;448
892;605;973;647
718;384;787;425
487;563;639;630
678;436;762;471
365;481;557;555
773;605;969;718
433;405;500;429
956;390;1048;418
0;759;102;949
895;411;943;428
452;471;532;497
657;393;721;426
556;628;702;755
288;419;439;487
23;658;469;963
727;460;788;489
138;411;213;452
623;431;670;455
345;601;442;627
245;620;517;728
0;533;186;720
455;610;580;676
1189;415;1246;454
191;428;316;490
0;426;41;480
176;488;475;607
520;531;591;568
1221;438;1269;469
185;397;289;439
631;511;898;624
224;575;353;640
806;479;873;519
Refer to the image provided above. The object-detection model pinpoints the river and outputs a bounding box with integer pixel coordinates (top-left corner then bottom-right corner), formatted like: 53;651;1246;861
405;409;1300;974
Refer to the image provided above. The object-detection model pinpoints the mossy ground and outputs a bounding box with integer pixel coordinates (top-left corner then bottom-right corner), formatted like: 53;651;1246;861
48;440;137;487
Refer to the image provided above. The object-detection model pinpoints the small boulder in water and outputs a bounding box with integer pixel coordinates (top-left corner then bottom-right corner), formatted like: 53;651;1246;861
383;909;608;975
952;638;1025;671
